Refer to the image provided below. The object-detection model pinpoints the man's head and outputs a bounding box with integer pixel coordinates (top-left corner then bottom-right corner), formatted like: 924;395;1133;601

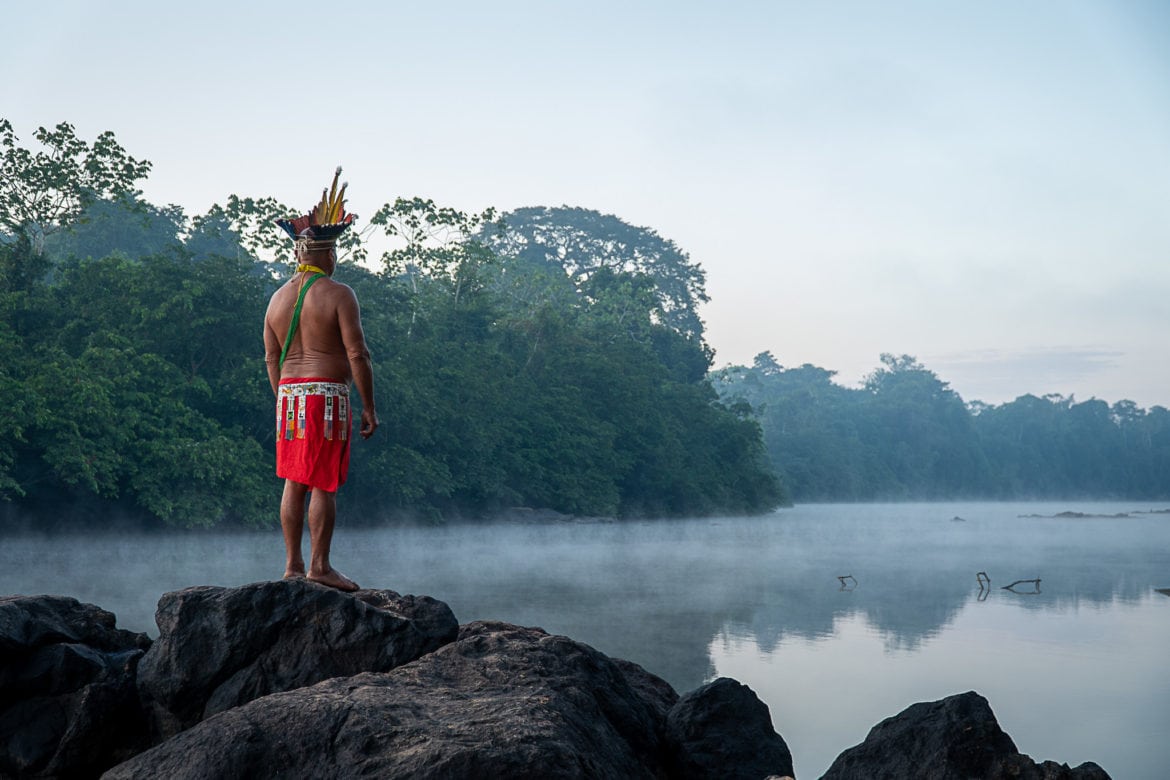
294;239;338;273
276;166;357;269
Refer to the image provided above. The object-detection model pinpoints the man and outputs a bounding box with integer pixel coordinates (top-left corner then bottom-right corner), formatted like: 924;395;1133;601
264;169;377;592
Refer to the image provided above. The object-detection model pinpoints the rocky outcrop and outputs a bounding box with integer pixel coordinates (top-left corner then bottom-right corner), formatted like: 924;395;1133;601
0;595;151;778
107;620;794;780
820;690;1111;780
135;579;458;740
666;677;794;780
2;583;1111;780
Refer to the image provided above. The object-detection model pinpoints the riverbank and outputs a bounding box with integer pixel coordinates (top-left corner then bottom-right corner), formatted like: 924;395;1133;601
2;581;1111;778
4;503;1165;776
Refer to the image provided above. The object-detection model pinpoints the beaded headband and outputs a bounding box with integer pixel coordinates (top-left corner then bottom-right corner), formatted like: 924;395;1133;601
294;237;338;254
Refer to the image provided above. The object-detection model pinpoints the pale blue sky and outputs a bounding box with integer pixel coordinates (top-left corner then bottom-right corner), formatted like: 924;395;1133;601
4;1;1168;406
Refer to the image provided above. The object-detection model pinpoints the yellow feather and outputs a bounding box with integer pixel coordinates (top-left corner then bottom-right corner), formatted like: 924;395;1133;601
333;182;348;223
314;188;329;223
326;167;341;223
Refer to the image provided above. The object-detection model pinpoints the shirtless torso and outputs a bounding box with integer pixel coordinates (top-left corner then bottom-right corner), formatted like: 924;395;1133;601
263;254;377;437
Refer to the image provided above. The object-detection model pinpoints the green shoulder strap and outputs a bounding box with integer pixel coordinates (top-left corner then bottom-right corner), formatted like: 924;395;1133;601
279;273;325;370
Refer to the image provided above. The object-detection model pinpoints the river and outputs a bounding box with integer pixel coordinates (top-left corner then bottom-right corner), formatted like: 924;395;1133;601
3;501;1168;778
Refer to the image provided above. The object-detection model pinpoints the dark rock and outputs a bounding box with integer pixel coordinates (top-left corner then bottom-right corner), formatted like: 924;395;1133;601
820;690;1112;780
666;676;794;780
135;578;458;740
0;595;151;778
106;621;678;779
996;757;1113;779
613;655;680;720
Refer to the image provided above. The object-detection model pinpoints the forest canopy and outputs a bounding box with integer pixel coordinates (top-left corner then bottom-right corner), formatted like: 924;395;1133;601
0;119;782;527
3;119;1166;528
715;352;1170;502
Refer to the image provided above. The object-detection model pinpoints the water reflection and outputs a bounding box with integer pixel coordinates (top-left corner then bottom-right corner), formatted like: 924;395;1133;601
713;594;1170;780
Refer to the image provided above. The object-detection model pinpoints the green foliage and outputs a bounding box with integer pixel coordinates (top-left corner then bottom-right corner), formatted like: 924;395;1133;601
43;196;185;262
369;197;501;317
339;230;785;519
190;195;307;265
0;119;151;255
1;125;783;526
861;354;989;496
483;206;709;339
0;302;28;496
9;116;1165;526
716;353;1170;501
7;251;274;526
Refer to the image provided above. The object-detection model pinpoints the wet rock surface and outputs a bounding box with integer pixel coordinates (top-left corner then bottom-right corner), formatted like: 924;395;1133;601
819;690;1111;780
0;595;151;778
135;578;458;740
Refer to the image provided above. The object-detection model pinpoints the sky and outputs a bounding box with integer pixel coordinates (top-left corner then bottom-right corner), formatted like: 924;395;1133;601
3;1;1168;407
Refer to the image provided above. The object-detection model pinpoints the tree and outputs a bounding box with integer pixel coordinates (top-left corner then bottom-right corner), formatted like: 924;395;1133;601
715;357;877;500
862;354;988;495
364;197;501;340
0;121;788;524
22;338;268;526
483;206;709;339
188;194;367;267
0;119;151;255
0;241;32;496
371;197;500;292
43;195;185;262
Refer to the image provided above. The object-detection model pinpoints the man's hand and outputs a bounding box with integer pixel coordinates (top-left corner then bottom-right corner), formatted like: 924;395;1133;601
360;408;379;439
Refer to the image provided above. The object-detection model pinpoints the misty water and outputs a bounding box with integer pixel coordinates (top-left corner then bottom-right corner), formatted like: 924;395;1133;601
4;501;1169;778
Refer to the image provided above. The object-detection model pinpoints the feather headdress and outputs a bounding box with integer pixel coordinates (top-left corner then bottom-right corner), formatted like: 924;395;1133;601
276;166;356;246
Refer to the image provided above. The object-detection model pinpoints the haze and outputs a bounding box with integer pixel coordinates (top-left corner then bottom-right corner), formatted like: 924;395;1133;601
4;504;1168;777
3;0;1167;406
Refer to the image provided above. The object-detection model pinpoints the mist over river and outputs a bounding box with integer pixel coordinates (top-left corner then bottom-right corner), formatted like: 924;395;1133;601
4;501;1168;778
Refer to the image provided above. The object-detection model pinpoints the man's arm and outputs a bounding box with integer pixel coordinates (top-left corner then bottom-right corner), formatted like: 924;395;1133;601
337;286;379;439
263;302;282;396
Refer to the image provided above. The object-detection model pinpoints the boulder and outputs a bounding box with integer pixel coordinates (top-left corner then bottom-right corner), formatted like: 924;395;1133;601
666;677;794;780
613;655;680;720
106;621;679;779
135;579;458;740
820;690;1111;780
0;595;151;778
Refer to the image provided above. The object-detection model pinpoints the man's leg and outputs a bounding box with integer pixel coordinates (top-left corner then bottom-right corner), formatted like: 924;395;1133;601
280;479;310;578
306;487;359;592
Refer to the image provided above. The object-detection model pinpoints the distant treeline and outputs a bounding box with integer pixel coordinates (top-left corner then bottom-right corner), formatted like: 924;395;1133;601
715;353;1170;501
0;120;782;526
3;120;1167;528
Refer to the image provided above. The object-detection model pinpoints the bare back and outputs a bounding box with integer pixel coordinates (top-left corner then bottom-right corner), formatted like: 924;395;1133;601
264;274;368;385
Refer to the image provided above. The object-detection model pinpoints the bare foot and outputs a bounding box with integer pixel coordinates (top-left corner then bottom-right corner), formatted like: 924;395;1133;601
283;570;306;580
307;568;359;592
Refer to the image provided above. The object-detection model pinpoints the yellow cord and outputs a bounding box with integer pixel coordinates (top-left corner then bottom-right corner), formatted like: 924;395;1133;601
292;264;327;318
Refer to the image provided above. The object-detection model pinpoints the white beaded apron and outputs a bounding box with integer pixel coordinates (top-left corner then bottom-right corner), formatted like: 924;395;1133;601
278;381;349;441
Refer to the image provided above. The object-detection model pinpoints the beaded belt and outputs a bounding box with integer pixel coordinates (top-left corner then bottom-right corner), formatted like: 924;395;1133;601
278;381;348;398
278;382;349;440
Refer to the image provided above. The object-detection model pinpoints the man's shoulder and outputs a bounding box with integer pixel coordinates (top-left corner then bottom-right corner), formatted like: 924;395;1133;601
265;280;295;309
320;277;357;298
304;277;359;315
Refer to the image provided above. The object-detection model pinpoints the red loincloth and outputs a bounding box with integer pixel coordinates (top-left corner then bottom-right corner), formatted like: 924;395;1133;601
276;377;352;492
